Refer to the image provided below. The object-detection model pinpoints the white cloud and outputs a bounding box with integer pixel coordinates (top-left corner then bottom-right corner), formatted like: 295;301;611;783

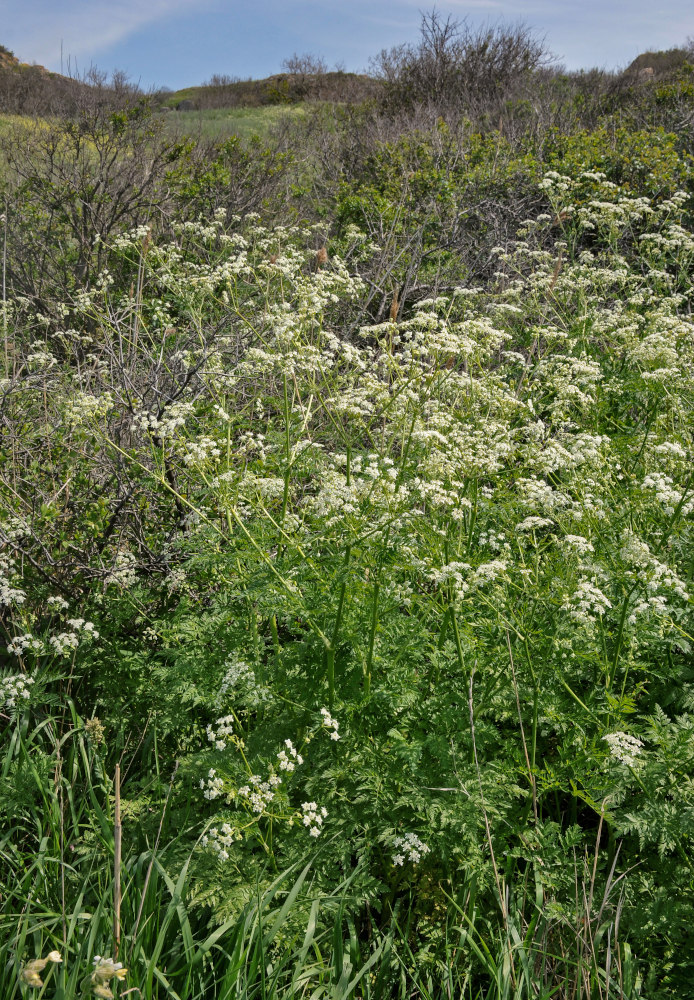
4;0;205;69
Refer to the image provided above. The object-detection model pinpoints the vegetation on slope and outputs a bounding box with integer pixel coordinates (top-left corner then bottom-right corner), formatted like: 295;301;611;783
1;13;694;999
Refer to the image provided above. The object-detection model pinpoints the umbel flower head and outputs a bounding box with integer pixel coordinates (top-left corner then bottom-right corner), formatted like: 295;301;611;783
20;950;62;987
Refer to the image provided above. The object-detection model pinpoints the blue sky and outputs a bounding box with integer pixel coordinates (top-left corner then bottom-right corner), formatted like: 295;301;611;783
2;0;693;91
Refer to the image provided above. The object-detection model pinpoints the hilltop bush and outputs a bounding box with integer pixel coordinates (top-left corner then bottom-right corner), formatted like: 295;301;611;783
372;11;550;118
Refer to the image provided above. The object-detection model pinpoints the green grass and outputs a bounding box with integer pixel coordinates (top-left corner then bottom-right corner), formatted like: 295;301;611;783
160;105;306;141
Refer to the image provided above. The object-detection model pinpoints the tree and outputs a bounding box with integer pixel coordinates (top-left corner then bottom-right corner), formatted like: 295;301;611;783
0;76;186;307
372;10;551;118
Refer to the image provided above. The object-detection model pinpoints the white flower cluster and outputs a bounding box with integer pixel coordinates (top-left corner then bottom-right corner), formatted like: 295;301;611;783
307;469;364;525
0;560;26;606
164;567;187;593
604;732;644;768
0;672;34;709
564;579;612;628
201;822;239;861
320;707;340;740
642;472;694;516
277;739;303;771
563;535;595;556
0;571;26;607
652;440;688;462
427;561;471;596
104;551;137;589
0;516;30;543
301;801;327;837
112;224;151;250
469;560;507;588
47;595;69;611
7;633;44;657
48;632;79;656
181;435;222;466
478;529;509;553
133;400;194;439
216;654;257;708
516;516;554;533
44;620;98;658
392;833;430;866
538;170;574;195
206;715;234;751
26;347;57;370
237;774;281;814
200;768;225;800
67;618;99;637
63;391;113;425
237;431;272;459
620;532;689;623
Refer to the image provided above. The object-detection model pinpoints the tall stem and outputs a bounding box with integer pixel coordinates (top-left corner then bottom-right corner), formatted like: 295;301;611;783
279;372;292;551
328;546;350;710
365;581;380;697
113;763;122;959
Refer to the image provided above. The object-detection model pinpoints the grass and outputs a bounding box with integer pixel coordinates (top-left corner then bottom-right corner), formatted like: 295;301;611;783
160;105;306;141
0;113;37;134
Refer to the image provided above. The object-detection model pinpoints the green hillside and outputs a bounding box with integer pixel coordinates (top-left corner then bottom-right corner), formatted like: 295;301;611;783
161;70;377;109
2;18;694;1000
160;103;307;141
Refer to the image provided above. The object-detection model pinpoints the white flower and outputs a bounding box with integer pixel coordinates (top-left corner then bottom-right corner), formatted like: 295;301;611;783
320;707;340;739
604;732;644;768
563;535;594;555
563;579;612;628
277;740;303;771
7;633;44;657
516;516;553;533
49;632;80;656
201;767;225;800
0;673;35;709
301;801;327;835
206;715;234;750
392;833;430;865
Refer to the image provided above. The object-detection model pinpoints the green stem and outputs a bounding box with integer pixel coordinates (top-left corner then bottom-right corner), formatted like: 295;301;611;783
522;639;539;772
279;372;292;554
328;545;351;710
451;609;466;679
365;581;380;697
609;582;638;691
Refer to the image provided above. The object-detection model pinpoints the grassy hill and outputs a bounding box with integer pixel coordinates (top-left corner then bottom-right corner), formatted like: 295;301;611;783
159;103;307;141
160;70;378;110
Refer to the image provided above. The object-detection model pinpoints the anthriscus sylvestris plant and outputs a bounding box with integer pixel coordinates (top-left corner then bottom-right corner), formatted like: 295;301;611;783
1;168;694;995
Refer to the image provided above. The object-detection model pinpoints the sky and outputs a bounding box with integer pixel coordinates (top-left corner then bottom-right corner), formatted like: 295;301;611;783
2;0;693;92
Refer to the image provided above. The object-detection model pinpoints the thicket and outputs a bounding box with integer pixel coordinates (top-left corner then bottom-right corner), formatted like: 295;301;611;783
1;14;694;1000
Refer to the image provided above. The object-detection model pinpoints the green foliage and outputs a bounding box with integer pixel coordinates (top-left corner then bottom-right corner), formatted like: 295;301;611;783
163;104;307;142
3;60;694;999
544;126;693;198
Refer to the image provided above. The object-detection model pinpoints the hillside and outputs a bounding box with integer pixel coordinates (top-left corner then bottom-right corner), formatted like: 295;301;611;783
162;70;379;110
0;45;92;115
2;18;694;998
